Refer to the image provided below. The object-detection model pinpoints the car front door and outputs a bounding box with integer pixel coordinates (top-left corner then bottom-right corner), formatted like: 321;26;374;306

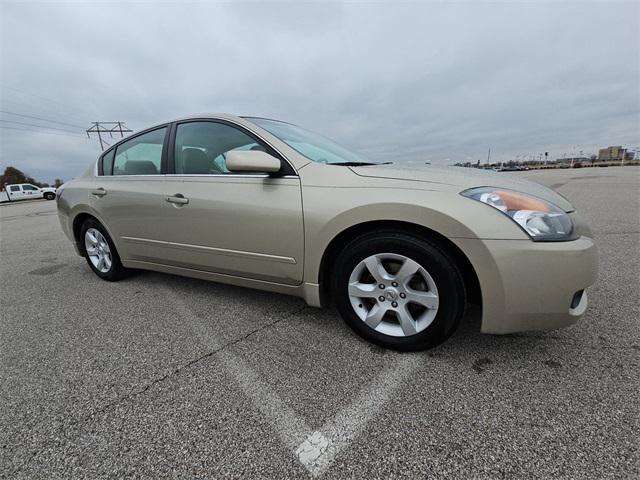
89;126;172;264
161;120;304;285
21;184;41;199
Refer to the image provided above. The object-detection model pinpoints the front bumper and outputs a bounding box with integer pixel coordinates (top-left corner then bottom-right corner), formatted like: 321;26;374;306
454;236;598;334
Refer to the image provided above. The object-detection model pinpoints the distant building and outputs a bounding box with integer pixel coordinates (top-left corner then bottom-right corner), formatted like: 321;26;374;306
598;146;626;161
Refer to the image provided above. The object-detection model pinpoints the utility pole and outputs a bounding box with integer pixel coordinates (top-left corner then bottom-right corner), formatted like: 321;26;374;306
487;147;491;164
86;122;133;150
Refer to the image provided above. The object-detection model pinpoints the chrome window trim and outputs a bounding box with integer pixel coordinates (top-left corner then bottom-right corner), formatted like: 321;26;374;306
92;173;299;179
164;174;299;179
93;174;166;178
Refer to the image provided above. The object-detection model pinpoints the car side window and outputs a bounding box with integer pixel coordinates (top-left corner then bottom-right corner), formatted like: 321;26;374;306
10;185;20;192
101;149;115;176
174;122;268;175
22;185;38;191
113;127;166;175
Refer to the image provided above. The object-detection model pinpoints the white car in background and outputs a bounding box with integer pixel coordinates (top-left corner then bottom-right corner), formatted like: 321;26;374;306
0;183;57;203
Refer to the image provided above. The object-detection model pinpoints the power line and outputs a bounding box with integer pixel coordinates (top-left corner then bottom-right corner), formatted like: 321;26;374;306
0;119;81;134
0;84;93;119
0;110;86;129
0;125;86;138
0;96;89;127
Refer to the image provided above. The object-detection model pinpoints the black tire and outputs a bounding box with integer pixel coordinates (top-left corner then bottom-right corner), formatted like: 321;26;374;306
44;192;55;200
80;218;128;281
332;231;466;351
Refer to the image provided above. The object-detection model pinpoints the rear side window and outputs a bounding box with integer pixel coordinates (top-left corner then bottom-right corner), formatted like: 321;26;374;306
10;185;20;192
113;127;167;175
101;149;115;176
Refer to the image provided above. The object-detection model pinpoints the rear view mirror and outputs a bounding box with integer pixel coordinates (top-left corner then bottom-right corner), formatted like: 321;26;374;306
226;150;281;173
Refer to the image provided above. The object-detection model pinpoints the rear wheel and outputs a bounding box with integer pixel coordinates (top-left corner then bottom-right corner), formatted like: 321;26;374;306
80;219;128;281
333;231;466;351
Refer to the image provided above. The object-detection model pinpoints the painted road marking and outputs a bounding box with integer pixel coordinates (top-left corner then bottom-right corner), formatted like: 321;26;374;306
295;355;420;476
165;285;421;477
296;431;331;468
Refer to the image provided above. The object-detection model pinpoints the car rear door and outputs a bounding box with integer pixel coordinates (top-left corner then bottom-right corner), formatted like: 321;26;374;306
161;120;304;285
8;185;24;200
89;126;172;264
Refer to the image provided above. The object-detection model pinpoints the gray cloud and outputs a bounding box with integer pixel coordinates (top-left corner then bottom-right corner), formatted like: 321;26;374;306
1;0;638;182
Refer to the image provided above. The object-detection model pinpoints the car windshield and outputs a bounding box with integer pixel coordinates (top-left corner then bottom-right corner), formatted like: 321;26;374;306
248;117;378;165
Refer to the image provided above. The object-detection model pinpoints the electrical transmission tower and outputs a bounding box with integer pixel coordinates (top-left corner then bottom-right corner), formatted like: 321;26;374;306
86;122;133;150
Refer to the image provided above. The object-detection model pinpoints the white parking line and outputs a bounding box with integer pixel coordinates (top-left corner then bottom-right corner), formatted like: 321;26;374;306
296;355;421;476
165;285;421;477
169;291;312;447
296;431;331;470
217;348;312;451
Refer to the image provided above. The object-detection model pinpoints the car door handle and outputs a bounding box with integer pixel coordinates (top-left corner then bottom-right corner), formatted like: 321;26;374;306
166;194;189;205
91;188;107;197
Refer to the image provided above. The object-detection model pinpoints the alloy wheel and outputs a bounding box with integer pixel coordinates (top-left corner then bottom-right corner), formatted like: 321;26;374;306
348;253;439;337
84;228;112;273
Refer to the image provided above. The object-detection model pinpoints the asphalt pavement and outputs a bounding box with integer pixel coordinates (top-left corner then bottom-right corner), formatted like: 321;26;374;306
1;167;638;479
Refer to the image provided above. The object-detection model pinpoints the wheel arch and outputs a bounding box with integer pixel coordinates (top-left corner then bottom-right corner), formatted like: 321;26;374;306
317;220;482;310
71;211;119;257
72;212;97;255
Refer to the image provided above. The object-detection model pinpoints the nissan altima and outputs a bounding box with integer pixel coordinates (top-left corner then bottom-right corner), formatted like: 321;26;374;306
57;114;598;350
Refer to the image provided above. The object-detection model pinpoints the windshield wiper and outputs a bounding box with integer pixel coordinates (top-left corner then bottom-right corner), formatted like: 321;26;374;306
331;161;393;166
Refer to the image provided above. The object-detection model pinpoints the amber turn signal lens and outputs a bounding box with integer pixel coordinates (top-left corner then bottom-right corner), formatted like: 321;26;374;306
461;186;574;241
494;190;550;213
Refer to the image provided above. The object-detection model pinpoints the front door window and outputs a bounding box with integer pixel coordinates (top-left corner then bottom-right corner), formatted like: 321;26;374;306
174;122;268;175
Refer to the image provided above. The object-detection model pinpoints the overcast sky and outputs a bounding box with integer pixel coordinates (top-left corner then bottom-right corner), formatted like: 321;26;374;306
1;0;638;183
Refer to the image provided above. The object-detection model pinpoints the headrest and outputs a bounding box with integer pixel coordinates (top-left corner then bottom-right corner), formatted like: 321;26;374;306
182;148;211;174
124;160;158;175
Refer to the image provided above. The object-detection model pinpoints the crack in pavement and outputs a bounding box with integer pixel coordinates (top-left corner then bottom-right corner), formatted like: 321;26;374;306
84;303;308;422
7;301;308;478
8;282;418;479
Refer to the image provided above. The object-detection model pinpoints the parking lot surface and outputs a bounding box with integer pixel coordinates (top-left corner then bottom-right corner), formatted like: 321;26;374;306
1;167;638;479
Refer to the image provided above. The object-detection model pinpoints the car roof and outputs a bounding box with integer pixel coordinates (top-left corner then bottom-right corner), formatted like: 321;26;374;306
169;112;243;123
165;113;291;126
120;114;285;138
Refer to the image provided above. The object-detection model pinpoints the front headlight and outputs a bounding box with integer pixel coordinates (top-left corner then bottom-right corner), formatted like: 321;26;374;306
461;187;575;241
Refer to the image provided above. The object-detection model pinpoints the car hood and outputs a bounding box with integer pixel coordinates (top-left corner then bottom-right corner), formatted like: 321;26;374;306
349;164;574;212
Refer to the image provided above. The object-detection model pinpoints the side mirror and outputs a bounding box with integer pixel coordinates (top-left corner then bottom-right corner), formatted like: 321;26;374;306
226;150;281;173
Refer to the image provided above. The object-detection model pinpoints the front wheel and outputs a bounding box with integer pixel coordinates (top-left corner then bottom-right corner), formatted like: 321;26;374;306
333;232;466;351
44;192;55;200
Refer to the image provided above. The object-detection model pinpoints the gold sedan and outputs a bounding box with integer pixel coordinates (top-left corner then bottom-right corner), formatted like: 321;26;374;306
57;114;598;350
